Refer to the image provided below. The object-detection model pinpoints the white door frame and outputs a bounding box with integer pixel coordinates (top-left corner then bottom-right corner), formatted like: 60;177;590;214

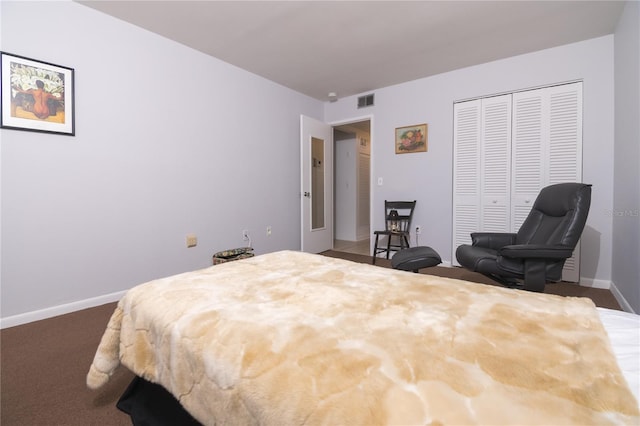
300;114;374;254
330;115;374;254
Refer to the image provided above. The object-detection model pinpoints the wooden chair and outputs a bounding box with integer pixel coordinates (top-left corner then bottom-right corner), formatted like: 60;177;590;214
372;200;416;264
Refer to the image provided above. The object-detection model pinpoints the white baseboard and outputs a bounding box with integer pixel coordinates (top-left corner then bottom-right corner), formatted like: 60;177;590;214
0;290;126;329
609;281;637;314
577;277;611;289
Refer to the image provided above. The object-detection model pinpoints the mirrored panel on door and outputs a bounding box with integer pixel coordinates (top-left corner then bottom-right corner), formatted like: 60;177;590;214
311;137;325;230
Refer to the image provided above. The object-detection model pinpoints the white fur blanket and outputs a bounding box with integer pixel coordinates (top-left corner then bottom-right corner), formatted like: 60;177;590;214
87;251;639;425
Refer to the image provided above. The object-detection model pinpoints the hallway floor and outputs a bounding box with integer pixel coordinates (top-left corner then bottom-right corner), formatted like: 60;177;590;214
333;238;370;256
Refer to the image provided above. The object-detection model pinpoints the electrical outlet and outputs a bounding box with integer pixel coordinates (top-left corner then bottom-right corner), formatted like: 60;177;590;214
242;229;250;241
266;226;272;236
415;225;422;235
186;234;197;248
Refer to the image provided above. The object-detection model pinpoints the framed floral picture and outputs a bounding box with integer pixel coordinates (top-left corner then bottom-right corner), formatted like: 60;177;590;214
395;123;427;154
1;52;75;136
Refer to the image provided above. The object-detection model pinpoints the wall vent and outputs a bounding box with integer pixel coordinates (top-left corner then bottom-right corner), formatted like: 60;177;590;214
357;93;375;108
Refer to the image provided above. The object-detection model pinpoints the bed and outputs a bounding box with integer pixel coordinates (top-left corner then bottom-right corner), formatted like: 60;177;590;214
87;250;640;425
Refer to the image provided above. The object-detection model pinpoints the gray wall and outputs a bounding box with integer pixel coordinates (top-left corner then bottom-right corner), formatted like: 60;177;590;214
1;1;322;323
326;35;627;304
612;1;640;313
1;1;637;324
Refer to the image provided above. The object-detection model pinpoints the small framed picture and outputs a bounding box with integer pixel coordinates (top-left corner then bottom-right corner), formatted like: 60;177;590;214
395;123;427;154
1;52;75;136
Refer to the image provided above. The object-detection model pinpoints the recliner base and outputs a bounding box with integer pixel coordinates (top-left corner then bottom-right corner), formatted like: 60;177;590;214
480;272;546;293
481;273;524;289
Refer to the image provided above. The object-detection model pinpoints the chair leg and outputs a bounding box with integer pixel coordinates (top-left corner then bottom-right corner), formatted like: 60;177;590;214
372;234;380;265
522;260;546;292
386;234;392;259
480;265;546;293
483;273;521;289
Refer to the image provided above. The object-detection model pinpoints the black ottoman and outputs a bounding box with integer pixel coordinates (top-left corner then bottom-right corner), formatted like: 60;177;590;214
391;246;442;272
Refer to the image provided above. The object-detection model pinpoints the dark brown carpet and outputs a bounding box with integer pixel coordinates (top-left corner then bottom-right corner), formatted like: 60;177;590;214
0;250;621;425
1;303;134;425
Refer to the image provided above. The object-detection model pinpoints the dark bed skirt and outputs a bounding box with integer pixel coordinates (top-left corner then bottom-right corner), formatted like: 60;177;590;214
117;376;202;425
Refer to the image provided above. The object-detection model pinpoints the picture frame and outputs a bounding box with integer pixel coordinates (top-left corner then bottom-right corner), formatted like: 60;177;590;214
1;52;75;136
395;123;427;154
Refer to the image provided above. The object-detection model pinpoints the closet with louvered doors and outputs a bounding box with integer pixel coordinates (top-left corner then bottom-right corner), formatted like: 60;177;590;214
452;81;583;282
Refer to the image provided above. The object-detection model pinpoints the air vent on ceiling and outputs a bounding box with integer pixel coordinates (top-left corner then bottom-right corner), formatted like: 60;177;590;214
357;93;374;108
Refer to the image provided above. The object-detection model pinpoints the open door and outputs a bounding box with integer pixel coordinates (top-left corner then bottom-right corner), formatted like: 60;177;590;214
300;115;333;253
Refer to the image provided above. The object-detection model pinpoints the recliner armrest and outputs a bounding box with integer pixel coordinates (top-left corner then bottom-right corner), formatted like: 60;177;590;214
498;244;574;259
471;232;517;250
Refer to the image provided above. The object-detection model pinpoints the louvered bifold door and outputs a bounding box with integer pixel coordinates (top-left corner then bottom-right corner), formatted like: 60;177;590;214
512;82;583;282
452;100;482;266
480;95;512;234
511;89;545;230
547;82;583;281
547;83;583;185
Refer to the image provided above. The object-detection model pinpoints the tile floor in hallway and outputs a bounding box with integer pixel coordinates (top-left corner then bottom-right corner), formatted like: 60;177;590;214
333;238;370;256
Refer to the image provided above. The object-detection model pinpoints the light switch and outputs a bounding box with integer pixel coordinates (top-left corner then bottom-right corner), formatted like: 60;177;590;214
186;234;197;248
377;177;383;186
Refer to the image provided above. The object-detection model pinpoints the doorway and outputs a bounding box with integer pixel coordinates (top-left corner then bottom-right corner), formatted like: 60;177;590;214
333;120;371;256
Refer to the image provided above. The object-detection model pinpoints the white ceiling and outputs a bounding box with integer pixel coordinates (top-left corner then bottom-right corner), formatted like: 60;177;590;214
78;1;625;101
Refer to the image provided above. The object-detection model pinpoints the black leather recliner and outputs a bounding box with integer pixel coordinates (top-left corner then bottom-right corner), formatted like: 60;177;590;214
455;183;592;292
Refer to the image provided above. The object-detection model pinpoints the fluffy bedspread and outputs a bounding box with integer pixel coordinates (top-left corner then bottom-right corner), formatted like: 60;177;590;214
87;251;639;425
